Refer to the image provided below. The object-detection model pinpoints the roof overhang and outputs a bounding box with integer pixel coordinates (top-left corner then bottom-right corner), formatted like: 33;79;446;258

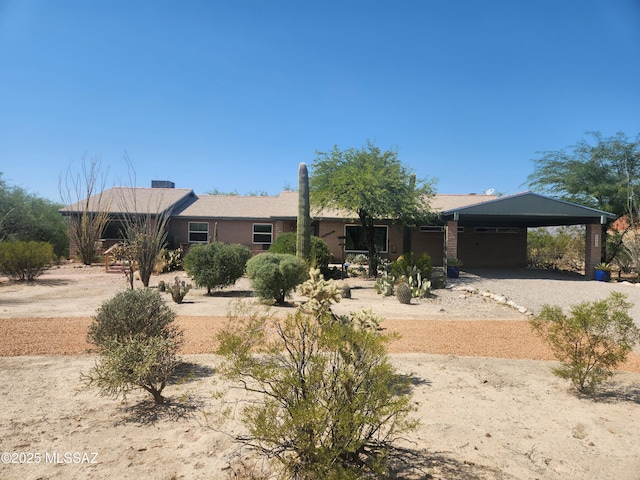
439;192;617;228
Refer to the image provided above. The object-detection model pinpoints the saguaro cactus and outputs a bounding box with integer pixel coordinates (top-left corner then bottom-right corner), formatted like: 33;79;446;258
402;173;416;254
297;162;311;261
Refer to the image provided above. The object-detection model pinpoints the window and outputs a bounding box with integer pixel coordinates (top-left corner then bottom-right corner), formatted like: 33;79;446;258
253;223;273;244
345;225;388;253
189;222;209;243
474;227;519;234
419;226;465;233
102;221;126;240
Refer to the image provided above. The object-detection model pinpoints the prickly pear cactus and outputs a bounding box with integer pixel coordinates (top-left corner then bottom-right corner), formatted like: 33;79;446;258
396;283;412;304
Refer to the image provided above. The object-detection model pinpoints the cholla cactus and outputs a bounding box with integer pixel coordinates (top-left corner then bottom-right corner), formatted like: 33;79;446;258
349;308;384;332
298;267;341;316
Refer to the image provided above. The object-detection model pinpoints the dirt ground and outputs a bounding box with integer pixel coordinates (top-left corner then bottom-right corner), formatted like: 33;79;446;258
1;265;639;479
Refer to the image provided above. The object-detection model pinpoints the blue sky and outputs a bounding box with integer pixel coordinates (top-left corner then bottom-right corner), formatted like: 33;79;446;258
1;0;639;203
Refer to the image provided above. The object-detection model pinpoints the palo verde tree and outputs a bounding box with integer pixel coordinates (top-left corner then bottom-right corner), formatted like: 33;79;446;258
59;154;112;264
310;141;435;276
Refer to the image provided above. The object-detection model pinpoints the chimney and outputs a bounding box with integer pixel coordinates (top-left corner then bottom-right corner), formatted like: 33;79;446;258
151;180;175;188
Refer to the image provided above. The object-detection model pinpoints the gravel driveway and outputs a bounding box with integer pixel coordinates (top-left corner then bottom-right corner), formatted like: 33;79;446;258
454;267;640;328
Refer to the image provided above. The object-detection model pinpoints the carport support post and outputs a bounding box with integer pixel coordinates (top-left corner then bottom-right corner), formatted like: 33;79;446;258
445;219;459;263
585;223;602;280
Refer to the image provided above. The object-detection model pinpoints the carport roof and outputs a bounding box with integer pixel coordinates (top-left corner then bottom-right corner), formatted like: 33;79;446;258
440;191;617;228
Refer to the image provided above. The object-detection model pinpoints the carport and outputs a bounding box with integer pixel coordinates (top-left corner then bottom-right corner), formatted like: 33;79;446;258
439;192;617;280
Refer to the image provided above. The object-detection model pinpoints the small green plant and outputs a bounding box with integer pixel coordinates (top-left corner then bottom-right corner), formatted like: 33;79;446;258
246;252;307;304
169;276;191;304
530;292;640;393
404;266;431;298
446;257;463;267
390;252;432;280
395;282;412;304
183;242;251;294
594;262;612;271
157;280;166;292
374;272;396;296
84;289;183;404
0;240;53;281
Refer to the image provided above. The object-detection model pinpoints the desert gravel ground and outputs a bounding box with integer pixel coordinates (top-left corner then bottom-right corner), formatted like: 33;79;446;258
1;265;640;480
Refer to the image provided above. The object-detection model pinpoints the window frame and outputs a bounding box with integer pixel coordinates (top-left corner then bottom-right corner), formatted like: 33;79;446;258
253;223;273;244
188;222;209;243
344;224;388;253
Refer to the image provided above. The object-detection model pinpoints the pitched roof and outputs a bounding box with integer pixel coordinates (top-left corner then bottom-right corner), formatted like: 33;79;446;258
61;187;498;220
60;187;196;216
440;191;617;227
175;191;299;219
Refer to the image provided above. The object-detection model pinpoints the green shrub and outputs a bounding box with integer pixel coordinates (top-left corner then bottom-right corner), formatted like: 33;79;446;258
84;288;183;404
82;335;179;405
530;292;640;393
246;253;307;304
0;240;53;281
88;288;181;350
217;269;416;479
268;232;331;268
390;252;432;280
183;242;251;295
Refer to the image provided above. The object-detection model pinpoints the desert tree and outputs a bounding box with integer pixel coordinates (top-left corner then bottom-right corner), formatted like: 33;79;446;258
527;132;640;216
0;173;69;258
115;155;171;287
59;154;111;264
527;132;640;263
310;140;435;276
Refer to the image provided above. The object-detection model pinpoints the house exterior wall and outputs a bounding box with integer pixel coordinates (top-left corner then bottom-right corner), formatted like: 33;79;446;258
168;218;299;254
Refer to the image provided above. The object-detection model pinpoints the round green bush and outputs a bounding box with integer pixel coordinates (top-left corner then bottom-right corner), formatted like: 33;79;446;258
88;288;180;351
246;252;307;304
268;232;331;268
183;242;251;294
